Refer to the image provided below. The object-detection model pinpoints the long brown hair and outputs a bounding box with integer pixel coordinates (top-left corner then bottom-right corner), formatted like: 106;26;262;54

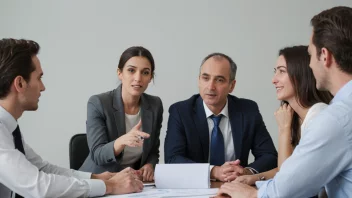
279;46;333;146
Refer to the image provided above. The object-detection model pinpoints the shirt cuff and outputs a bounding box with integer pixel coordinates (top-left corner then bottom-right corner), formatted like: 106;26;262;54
73;170;92;179
209;165;216;180
210;165;214;172
256;179;272;198
245;167;258;174
86;179;106;197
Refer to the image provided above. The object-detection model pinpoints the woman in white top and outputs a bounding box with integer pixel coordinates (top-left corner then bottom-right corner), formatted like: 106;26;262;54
234;45;333;185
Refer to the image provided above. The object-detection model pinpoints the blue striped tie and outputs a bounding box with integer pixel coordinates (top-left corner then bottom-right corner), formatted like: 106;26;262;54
210;115;225;166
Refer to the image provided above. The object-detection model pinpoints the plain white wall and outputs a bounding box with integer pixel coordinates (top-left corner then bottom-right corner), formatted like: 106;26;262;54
1;0;351;168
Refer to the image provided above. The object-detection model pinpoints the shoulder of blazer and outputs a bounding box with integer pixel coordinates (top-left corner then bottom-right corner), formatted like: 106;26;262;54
141;92;163;109
88;89;116;110
168;94;201;113
228;94;260;113
170;94;200;108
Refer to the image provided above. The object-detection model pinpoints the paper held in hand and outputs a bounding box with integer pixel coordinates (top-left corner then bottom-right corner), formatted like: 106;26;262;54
154;163;210;189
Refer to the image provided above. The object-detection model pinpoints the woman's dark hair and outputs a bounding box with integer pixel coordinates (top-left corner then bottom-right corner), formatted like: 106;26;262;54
279;45;333;146
117;46;155;78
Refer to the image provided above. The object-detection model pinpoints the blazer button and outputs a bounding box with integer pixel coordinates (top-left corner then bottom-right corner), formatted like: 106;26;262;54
107;158;113;162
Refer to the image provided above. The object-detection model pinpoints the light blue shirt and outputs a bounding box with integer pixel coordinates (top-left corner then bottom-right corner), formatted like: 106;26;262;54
257;80;352;198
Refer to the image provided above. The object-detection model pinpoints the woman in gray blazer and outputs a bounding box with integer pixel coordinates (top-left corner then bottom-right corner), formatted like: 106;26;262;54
79;46;163;182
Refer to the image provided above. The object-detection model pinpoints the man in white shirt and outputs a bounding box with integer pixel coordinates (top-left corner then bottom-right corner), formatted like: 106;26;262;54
217;6;352;198
0;38;144;197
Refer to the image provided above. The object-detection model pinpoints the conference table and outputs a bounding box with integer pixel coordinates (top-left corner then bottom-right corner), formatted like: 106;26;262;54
210;181;224;188
141;181;224;188
103;181;225;197
143;181;224;188
105;181;325;198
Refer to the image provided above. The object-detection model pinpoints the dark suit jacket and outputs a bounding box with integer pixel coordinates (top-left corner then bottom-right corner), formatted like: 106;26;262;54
79;84;163;173
164;94;277;173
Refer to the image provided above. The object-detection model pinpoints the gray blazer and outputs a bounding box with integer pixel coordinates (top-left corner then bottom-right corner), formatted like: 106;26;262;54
79;84;163;173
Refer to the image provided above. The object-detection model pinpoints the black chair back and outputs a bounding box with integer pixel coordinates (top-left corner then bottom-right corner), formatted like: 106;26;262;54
69;134;89;170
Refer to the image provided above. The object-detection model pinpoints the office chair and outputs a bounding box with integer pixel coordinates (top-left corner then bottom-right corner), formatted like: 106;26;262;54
69;133;89;170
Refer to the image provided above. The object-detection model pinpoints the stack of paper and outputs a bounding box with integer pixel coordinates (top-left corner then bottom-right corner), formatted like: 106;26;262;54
105;164;215;198
154;163;210;189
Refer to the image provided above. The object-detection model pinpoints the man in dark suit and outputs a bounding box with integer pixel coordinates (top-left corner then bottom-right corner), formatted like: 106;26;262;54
164;53;277;182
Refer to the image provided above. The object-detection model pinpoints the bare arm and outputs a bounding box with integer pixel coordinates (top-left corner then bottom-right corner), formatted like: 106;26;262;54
274;104;294;169
258;167;278;180
235;167;278;185
278;128;293;169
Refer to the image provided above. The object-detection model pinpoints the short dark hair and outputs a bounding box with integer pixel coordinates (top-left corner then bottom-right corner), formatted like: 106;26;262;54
0;38;40;99
117;46;155;78
200;53;237;81
279;45;333;147
311;6;352;74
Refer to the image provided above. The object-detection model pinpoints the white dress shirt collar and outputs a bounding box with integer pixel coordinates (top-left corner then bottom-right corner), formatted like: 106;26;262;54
203;99;229;118
0;105;17;134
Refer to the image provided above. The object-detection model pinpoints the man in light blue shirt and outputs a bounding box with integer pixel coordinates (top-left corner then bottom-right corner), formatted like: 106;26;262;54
217;6;352;198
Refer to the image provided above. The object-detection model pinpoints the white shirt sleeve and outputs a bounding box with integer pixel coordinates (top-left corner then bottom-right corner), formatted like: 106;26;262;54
24;142;92;179
0;129;106;198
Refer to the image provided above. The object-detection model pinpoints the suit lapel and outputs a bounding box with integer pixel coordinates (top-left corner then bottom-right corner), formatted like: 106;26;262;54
140;95;153;164
193;97;210;162
113;85;126;140
228;97;243;160
112;85;152;166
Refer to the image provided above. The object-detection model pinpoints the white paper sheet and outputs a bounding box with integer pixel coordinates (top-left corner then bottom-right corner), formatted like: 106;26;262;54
154;163;210;189
104;187;218;198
